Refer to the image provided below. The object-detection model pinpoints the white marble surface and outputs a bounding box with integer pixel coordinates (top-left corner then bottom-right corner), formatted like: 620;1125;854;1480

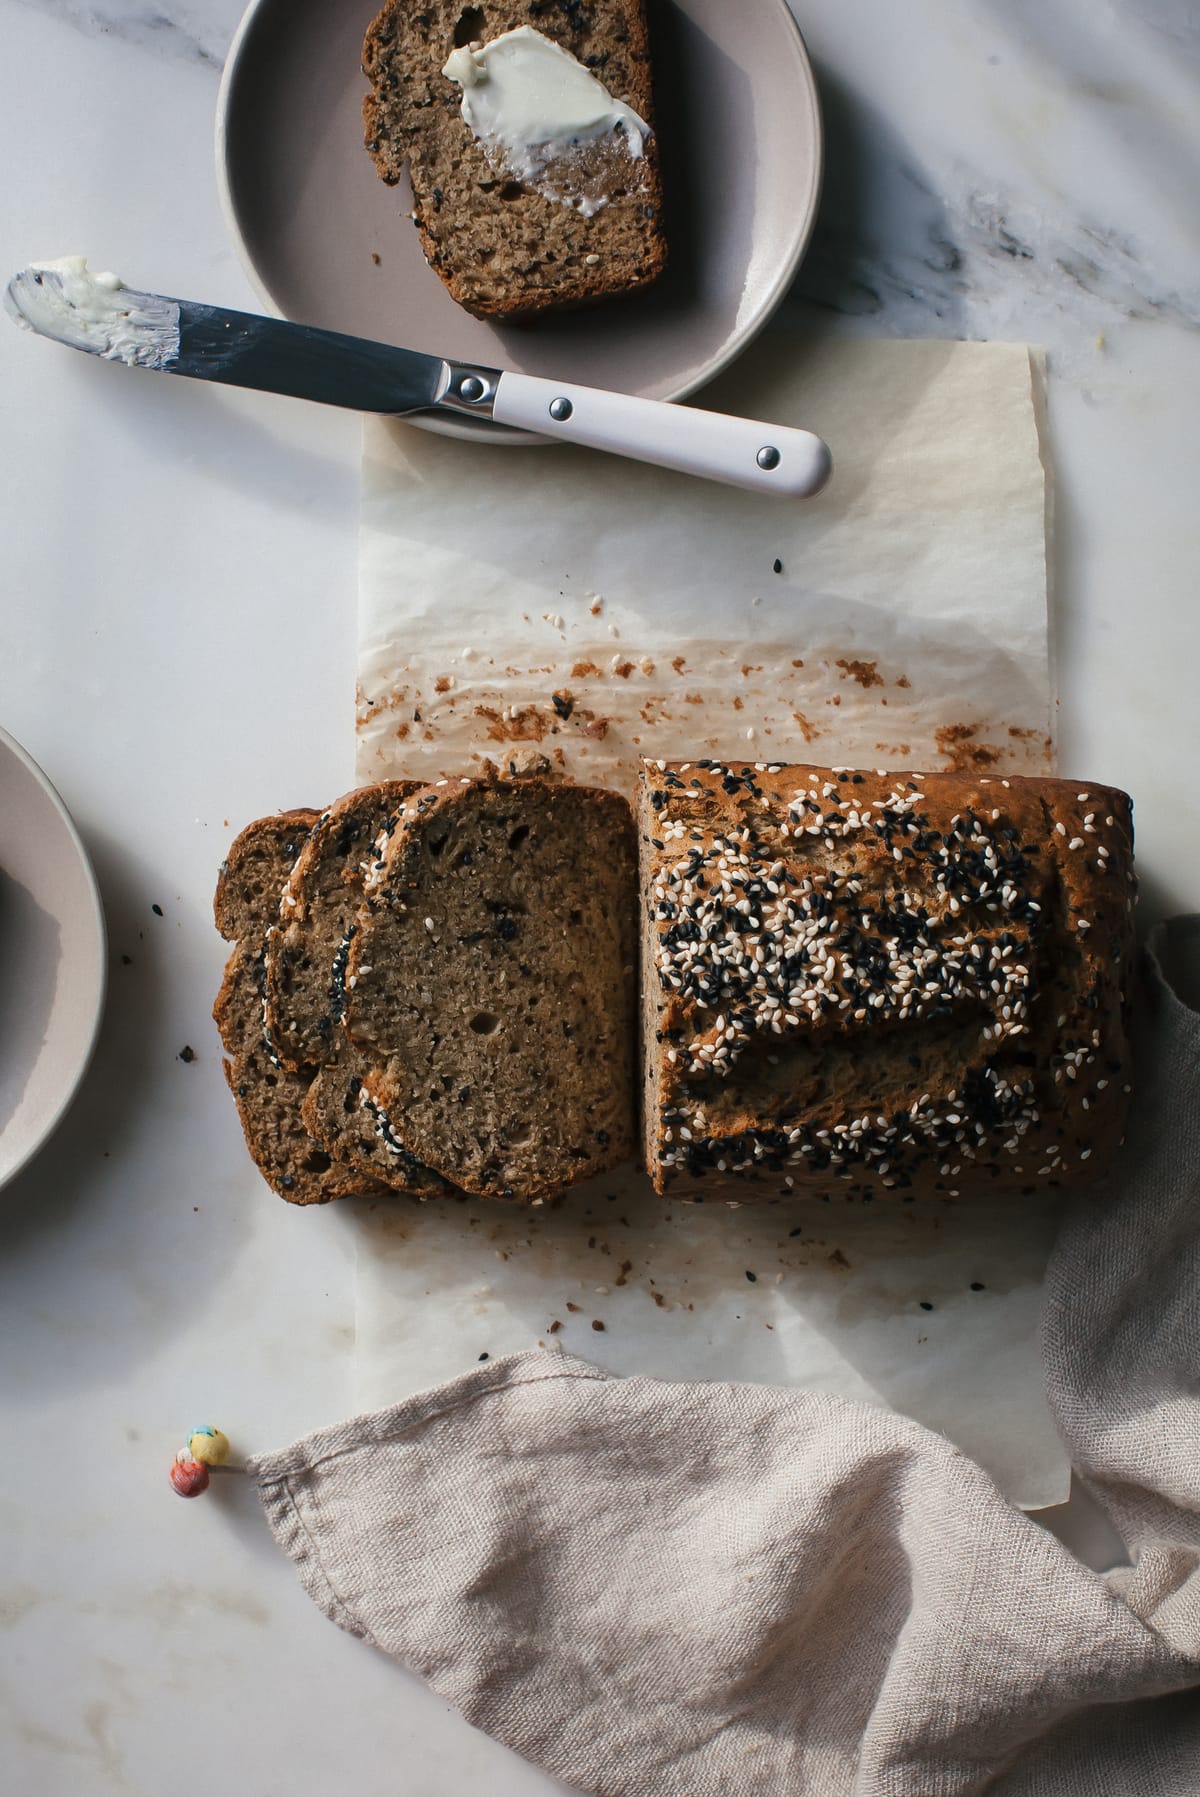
0;0;1194;1790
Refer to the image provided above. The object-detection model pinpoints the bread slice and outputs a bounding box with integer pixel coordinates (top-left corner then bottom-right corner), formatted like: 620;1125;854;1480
301;1054;458;1199
362;0;666;319
264;781;419;1073
213;811;391;1206
235;783;456;1201
343;776;638;1200
638;760;1137;1201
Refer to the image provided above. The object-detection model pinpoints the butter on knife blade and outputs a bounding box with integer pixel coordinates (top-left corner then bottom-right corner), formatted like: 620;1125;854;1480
5;257;832;498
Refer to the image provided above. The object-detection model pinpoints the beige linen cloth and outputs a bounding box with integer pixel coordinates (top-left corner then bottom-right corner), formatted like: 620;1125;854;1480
250;921;1200;1795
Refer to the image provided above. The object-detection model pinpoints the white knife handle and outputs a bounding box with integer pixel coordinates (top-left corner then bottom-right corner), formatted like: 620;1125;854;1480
489;371;832;498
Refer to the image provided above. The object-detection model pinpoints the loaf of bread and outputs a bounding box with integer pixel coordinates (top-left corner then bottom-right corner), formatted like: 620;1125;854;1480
343;774;638;1200
637;760;1137;1200
213;811;391;1205
362;0;666;318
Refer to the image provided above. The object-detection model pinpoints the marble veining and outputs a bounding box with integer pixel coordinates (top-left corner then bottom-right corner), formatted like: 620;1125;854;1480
789;0;1200;363
798;172;1200;342
15;0;231;68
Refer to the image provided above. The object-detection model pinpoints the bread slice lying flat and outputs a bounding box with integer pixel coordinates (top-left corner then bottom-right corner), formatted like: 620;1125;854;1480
344;775;638;1200
638;760;1137;1201
362;0;666;318
264;781;419;1073
247;782;456;1201
213;812;391;1205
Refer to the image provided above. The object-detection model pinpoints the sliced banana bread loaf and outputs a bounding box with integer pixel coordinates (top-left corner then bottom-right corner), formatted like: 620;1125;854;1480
213;812;391;1205
362;0;666;318
344;776;638;1200
638;760;1137;1201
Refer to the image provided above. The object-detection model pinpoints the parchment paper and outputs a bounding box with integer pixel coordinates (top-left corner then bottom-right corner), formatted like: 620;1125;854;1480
357;336;1053;786
353;335;1068;1507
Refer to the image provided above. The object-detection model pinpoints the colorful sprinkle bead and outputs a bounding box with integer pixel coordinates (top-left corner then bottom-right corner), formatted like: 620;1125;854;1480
169;1453;210;1498
187;1426;230;1467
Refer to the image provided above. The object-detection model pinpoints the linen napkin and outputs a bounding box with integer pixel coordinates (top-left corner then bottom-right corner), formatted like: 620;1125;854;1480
250;922;1200;1796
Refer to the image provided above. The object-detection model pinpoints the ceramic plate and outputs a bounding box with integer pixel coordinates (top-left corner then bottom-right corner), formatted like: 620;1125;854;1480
0;729;106;1189
216;0;823;442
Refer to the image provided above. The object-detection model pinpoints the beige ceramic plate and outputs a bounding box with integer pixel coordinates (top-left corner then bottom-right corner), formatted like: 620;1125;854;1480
216;0;823;442
0;729;106;1189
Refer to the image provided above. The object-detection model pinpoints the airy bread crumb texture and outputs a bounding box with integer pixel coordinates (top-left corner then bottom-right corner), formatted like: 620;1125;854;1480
345;775;638;1200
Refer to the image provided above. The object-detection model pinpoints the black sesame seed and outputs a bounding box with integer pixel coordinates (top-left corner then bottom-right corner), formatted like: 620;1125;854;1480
178;1045;195;1064
478;1352;489;1361
772;558;783;574
745;1270;757;1282
919;1300;933;1311
151;903;163;917
970;1281;986;1292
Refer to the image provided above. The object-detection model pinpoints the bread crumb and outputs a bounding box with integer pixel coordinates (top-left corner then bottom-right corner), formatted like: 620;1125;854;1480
588;594;604;615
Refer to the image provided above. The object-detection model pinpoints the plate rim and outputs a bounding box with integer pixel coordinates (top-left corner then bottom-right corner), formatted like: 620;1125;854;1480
214;0;824;446
0;726;107;1192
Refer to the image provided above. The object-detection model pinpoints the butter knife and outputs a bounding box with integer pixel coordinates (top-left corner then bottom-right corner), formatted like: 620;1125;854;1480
6;260;831;499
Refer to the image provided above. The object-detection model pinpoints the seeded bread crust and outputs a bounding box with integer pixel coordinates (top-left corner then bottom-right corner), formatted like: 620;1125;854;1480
362;0;666;318
213;812;391;1206
344;774;638;1200
638;761;1137;1201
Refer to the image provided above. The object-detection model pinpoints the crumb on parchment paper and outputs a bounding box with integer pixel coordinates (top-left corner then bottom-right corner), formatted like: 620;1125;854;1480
835;658;885;690
935;722;1002;772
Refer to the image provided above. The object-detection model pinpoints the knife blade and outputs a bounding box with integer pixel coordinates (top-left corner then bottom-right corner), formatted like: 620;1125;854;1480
6;260;832;498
